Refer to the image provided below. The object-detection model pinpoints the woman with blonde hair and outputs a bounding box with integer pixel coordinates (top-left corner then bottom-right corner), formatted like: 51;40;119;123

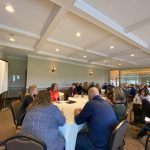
17;85;38;126
112;87;126;122
20;90;66;150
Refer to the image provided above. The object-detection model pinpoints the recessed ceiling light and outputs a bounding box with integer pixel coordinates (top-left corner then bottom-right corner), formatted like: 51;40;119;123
130;54;134;57
5;5;14;13
118;64;121;66
110;46;114;49
76;32;81;37
9;38;15;42
83;55;86;58
56;48;59;52
104;60;107;63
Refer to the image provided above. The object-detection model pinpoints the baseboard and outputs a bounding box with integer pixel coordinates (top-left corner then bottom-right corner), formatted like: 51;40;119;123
1;108;9;111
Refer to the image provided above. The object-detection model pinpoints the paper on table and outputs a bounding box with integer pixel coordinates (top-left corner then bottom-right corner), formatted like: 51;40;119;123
145;117;150;122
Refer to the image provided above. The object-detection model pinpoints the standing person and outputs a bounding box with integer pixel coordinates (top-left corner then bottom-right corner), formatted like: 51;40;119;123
17;85;38;126
50;83;60;102
68;83;77;97
74;87;117;150
129;84;136;101
20;90;66;150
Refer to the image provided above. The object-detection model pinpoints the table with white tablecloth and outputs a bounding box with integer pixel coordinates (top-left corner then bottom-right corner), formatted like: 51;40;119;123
55;95;88;150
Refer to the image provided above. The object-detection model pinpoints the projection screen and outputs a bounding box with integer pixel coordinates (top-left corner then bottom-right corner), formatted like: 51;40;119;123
0;59;8;94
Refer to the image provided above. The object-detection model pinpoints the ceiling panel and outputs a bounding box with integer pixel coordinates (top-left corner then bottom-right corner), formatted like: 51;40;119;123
84;0;150;27
0;0;53;34
40;41;78;56
90;36;135;56
134;57;150;65
49;12;109;48
132;24;150;43
0;30;36;47
116;51;148;61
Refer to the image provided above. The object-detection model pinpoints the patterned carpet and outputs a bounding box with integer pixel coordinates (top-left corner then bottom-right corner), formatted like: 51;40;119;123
0;108;149;150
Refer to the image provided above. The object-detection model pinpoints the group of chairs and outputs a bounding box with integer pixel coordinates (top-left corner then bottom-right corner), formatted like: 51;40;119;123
0;99;129;150
129;98;150;150
1;102;129;150
1;122;128;150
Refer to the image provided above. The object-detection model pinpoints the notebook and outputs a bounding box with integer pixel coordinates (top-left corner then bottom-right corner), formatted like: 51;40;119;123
145;117;150;122
66;100;76;104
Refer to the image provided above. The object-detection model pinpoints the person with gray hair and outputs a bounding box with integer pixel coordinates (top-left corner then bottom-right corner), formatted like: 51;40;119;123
74;87;117;150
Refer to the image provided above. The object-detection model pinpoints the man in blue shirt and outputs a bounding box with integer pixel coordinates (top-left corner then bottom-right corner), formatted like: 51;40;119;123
74;87;117;150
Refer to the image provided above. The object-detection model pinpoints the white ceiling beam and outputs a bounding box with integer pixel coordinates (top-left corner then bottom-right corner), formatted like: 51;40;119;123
0;24;40;39
108;48;137;58
0;41;33;51
86;50;108;57
50;0;76;9
125;17;150;33
47;38;83;50
34;4;68;51
37;51;88;63
87;49;137;65
112;57;137;65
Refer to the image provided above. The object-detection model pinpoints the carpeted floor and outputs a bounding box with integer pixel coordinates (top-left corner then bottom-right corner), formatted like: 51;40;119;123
0;108;149;150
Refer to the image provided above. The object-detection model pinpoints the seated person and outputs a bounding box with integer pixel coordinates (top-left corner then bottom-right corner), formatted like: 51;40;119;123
95;83;101;94
132;90;143;123
137;117;150;139
50;83;60;102
74;87;117;150
68;83;77;97
20;90;66;150
141;87;150;102
135;88;150;124
17;85;38;126
112;87;126;123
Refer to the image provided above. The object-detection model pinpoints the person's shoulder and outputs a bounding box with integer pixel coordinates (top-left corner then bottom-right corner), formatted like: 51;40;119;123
24;95;32;101
48;104;59;110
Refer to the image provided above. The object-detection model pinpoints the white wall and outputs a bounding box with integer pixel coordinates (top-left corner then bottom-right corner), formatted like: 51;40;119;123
27;57;109;88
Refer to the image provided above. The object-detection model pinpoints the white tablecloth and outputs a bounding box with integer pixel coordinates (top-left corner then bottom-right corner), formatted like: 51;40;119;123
55;95;88;150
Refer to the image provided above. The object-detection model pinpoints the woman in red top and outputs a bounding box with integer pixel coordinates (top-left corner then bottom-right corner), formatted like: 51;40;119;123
50;83;60;102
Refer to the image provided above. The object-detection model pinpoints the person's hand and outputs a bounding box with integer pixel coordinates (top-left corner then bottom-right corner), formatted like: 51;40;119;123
61;108;64;115
74;108;81;116
55;100;60;104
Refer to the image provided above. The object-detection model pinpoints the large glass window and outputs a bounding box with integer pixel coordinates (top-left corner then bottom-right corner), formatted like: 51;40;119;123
120;68;150;85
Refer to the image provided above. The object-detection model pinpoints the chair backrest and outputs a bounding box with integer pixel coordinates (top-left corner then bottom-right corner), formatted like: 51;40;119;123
3;135;47;150
10;100;22;126
109;120;128;150
142;99;150;117
122;109;128;121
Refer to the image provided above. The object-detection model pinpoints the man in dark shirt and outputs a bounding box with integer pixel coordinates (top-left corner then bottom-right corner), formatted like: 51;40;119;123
74;87;117;150
68;83;77;97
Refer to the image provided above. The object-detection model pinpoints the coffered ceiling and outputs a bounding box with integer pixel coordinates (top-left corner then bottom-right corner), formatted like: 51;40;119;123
0;0;150;69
